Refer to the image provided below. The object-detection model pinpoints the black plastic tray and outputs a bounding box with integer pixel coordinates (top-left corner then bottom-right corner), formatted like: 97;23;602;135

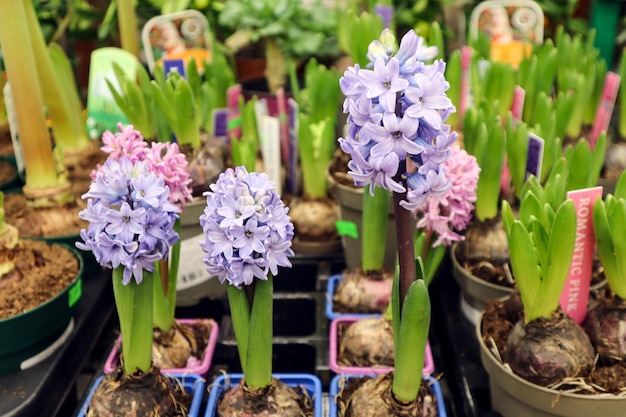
430;258;503;417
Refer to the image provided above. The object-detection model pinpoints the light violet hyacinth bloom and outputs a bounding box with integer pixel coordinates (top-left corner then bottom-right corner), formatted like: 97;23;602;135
77;157;180;285
199;166;294;288
339;28;457;211
94;123;193;208
415;146;480;247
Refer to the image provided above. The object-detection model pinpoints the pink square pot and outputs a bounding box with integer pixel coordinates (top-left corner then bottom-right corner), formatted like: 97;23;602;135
103;318;219;377
329;316;434;375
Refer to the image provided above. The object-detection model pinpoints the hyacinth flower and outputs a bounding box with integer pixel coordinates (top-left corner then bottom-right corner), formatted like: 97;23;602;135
94;124;196;368
76;157;189;413
413;146;480;284
338;28;455;413
199;166;305;415
340;146;479;373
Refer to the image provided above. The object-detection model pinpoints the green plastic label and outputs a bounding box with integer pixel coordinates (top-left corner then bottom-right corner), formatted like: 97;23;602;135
335;220;358;239
68;278;82;308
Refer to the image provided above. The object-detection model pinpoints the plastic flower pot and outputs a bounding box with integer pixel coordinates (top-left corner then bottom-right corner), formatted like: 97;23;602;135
328;178;398;273
329;316;435;375
329;374;447;417
76;372;205;417
0;155;20;192
0;242;83;375
205;373;323;417
103;318;219;377
325;273;384;320
476;312;626;417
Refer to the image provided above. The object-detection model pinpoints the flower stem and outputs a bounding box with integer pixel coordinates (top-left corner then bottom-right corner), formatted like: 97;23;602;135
113;267;153;375
392;161;416;311
245;275;273;388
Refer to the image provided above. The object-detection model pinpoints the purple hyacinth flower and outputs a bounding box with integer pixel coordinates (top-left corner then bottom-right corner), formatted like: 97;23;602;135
338;28;457;212
199;166;294;288
359;58;408;112
77;156;180;285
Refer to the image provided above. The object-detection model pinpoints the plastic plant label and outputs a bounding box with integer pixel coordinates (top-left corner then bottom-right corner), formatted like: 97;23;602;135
3;83;25;179
212;108;229;138
459;46;472;118
525;133;544;180
469;0;543;67
68;278;82;308
287;98;300;195
511;85;525;122
141;10;212;75
260;114;282;196
227;84;242;142
177;233;215;291
163;58;186;77
335;220;359;239
590;71;621;148
559;186;603;324
85;47;136;140
276;88;290;167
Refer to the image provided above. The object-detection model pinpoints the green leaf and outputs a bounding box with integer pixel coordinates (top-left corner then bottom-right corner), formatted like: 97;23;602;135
246;276;273;388
609;200;626;297
593;198;625;297
173;79;200;148
501;200;515;236
565;139;592;191
614;171;626;199
474;118;505;221
392;278;430;402
509;220;541;321
532;200;577;321
362;186;390;271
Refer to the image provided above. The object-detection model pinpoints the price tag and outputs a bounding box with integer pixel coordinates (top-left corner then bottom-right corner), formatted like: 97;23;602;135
3;83;25;179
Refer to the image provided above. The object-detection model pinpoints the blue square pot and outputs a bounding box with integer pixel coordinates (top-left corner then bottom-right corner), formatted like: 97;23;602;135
205;373;323;417
76;372;205;417
329;374;447;417
325;273;384;321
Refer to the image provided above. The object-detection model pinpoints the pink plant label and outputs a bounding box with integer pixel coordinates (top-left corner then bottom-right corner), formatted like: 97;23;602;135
559;186;603;324
276;88;290;168
226;84;242;142
510;85;525;122
590;71;621;148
